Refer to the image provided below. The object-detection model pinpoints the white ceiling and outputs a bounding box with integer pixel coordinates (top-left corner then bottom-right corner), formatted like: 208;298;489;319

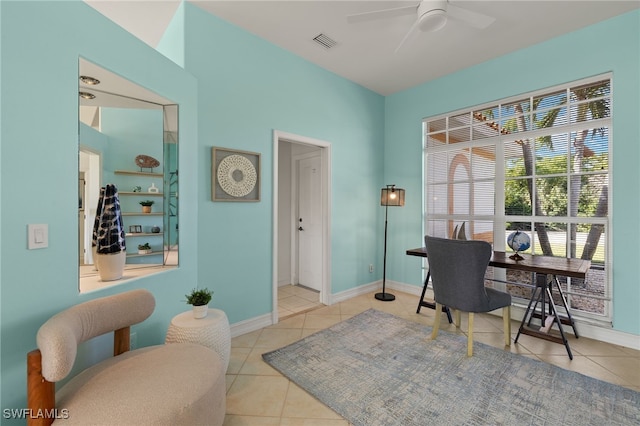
79;58;172;109
85;0;639;96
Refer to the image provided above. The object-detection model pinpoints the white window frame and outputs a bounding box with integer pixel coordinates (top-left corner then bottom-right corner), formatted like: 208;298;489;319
422;74;613;325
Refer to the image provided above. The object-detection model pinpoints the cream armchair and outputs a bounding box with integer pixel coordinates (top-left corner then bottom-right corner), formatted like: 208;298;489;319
27;289;225;425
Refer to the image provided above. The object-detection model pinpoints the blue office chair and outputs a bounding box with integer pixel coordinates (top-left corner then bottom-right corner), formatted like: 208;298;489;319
424;235;512;356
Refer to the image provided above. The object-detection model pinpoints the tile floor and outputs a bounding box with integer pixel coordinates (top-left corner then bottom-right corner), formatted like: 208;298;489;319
224;289;640;425
277;284;323;319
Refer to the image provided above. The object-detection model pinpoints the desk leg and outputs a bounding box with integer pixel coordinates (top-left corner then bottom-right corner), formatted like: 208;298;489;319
416;271;430;314
416;271;453;323
515;286;540;343
552;276;579;338
544;285;573;359
515;274;573;360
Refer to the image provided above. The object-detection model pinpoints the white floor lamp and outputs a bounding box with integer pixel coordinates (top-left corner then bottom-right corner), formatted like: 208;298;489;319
376;184;405;302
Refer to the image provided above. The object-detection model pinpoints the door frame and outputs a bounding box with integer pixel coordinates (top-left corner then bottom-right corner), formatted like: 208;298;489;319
272;130;332;323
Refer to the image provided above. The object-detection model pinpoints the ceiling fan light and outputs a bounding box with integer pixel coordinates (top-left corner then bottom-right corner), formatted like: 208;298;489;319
418;9;447;32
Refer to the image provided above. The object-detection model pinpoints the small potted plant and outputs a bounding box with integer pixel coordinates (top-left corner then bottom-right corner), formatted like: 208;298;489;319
137;243;152;255
139;200;155;213
185;288;214;319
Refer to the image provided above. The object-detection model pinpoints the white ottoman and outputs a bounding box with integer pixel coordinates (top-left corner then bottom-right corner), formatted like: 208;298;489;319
165;309;231;371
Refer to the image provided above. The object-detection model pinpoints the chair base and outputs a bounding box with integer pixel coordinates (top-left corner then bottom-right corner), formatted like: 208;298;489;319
374;292;395;302
432;303;511;357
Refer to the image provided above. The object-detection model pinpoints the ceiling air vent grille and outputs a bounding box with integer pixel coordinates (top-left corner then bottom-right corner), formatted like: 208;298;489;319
312;33;337;50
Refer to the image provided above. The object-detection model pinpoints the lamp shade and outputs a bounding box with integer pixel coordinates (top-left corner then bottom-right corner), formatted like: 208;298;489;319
380;186;405;207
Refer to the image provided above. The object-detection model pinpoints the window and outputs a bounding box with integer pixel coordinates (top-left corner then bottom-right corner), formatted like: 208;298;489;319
423;75;611;322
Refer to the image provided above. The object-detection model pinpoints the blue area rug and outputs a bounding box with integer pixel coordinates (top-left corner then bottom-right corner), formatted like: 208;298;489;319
263;309;639;425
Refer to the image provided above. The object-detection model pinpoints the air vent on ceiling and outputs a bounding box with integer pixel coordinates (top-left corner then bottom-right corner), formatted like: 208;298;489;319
312;33;337;50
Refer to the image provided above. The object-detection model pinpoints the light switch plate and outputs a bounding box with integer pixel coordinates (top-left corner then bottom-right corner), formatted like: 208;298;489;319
28;224;48;249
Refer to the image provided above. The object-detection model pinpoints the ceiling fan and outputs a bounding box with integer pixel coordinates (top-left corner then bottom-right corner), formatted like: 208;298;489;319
347;0;496;52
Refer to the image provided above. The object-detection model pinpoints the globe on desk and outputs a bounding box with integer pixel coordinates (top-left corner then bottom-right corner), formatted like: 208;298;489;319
507;230;530;261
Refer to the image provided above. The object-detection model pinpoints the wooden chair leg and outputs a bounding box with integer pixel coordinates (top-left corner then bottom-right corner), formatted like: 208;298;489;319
114;326;131;356
454;310;461;328
467;312;474;357
503;306;512;347
431;303;442;340
27;349;55;426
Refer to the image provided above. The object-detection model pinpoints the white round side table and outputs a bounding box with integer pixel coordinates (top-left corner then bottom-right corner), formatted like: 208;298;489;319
165;309;231;371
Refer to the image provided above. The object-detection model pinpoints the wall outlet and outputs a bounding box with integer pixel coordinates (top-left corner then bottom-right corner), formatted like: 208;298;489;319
130;332;137;350
369;264;374;273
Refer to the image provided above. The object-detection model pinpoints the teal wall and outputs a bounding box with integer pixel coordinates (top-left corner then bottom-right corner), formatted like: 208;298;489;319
157;1;185;68
1;0;638;418
177;4;386;323
100;108;163;174
0;1;198;418
385;10;640;335
80;123;109;158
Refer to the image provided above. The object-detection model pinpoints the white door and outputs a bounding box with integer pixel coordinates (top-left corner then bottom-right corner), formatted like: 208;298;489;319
297;155;322;291
79;173;86;264
79;148;101;266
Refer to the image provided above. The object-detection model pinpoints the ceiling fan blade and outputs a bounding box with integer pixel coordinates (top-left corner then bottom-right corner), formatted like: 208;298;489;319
447;3;496;29
347;4;417;24
394;18;422;53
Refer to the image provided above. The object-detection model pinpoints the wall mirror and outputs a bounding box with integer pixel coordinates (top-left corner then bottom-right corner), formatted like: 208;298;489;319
78;58;179;293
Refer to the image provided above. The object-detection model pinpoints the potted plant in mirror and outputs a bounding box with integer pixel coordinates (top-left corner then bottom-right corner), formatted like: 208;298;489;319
137;243;152;255
185;288;214;319
140;200;155;213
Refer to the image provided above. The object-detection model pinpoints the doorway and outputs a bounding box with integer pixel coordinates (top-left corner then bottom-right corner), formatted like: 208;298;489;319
78;148;101;267
273;131;332;323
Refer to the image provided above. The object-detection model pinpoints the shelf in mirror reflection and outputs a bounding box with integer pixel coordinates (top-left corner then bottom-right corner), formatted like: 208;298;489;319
114;170;163;177
119;191;163;196
127;251;163;258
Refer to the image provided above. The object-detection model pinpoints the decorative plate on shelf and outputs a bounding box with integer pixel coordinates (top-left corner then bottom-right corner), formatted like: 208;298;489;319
135;155;160;171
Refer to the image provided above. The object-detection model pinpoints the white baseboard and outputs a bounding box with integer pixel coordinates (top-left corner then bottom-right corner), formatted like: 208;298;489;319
230;313;272;338
228;279;640;351
329;281;380;304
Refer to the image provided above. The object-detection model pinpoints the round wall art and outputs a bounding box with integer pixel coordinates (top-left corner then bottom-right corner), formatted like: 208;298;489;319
217;154;257;197
211;147;261;202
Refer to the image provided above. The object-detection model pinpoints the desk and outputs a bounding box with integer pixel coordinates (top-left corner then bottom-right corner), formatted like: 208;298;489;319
406;247;591;359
